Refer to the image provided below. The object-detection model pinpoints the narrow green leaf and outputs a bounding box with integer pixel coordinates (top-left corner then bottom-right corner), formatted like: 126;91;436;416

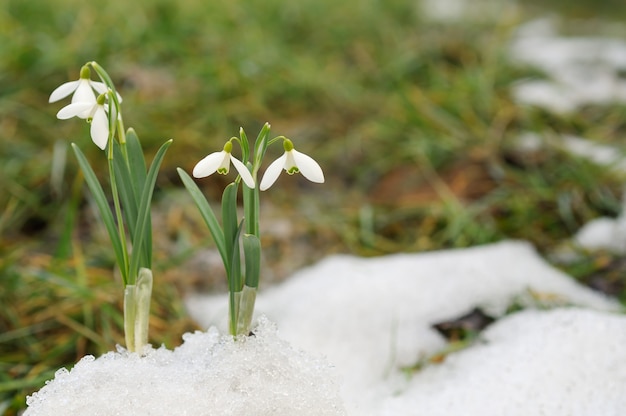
228;220;245;335
177;168;227;266
229;220;244;294
125;128;147;198
222;182;239;280
243;234;261;288
242;174;259;236
112;141;138;239
125;129;150;264
112;140;152;269
129;139;172;279
253;122;271;171
239;128;250;163
71;143;127;284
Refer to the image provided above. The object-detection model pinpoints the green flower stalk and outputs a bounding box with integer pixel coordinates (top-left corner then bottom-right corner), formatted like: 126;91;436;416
178;123;324;337
50;62;172;352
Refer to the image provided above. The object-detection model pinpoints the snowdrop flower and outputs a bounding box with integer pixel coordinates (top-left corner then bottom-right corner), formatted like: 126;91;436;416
259;138;324;191
56;94;110;150
193;141;256;189
48;65;107;107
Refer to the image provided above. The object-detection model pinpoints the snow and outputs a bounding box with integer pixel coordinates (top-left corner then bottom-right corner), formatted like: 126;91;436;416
510;18;626;113
574;213;626;254
24;317;345;416
418;0;518;22
25;241;626;416
508;17;626;254
381;308;626;416
186;241;622;415
561;135;626;174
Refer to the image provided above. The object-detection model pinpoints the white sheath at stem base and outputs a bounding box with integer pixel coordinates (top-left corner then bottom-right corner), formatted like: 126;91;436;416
123;268;153;352
236;285;257;336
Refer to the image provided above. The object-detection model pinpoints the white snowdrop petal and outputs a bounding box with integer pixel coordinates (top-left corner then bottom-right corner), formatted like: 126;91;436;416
292;150;325;183
72;80;97;104
193;151;228;178
90;81;108;95
90;106;110;150
49;80;80;103
230;156;256;189
56;102;94;120
260;154;287;191
284;151;297;170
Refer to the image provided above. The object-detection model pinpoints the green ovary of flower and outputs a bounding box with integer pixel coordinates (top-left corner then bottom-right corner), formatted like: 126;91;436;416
217;141;234;174
79;65;91;79
283;138;295;152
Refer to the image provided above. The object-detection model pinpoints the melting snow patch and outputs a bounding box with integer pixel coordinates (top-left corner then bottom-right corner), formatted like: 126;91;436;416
24;317;346;416
381;308;626;416
186;240;620;415
419;0;518;22
510;18;626;113
561;135;626;174
574;215;626;254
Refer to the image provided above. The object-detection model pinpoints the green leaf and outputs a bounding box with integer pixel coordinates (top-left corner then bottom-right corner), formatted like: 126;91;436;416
253;122;271;172
229;221;244;336
112;142;138;239
125;129;150;264
222;182;239;281
177;168;227;266
243;175;259;236
243;234;261;288
129;139;172;280
125;128;147;198
229;221;244;294
71;143;127;284
239;128;250;163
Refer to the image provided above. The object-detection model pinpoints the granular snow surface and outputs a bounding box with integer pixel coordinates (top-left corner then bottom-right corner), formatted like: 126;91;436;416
24;317;346;416
186;241;624;415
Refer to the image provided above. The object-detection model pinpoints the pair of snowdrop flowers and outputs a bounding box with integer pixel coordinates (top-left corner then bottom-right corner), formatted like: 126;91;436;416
50;66;324;190
192;137;324;190
49;65;121;150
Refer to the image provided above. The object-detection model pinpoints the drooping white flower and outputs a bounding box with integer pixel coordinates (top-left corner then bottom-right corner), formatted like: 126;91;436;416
259;138;324;191
49;65;108;107
49;65;122;120
193;141;255;189
56;94;110;150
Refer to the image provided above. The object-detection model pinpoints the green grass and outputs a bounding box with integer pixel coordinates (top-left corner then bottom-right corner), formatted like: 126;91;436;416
2;0;626;413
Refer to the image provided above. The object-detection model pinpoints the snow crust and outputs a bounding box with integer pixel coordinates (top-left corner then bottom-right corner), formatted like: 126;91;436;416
186;241;621;415
24;317;345;416
381;308;626;416
26;240;625;416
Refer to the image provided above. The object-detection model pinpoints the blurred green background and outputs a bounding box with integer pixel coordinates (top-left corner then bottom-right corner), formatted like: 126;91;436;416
2;0;626;413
